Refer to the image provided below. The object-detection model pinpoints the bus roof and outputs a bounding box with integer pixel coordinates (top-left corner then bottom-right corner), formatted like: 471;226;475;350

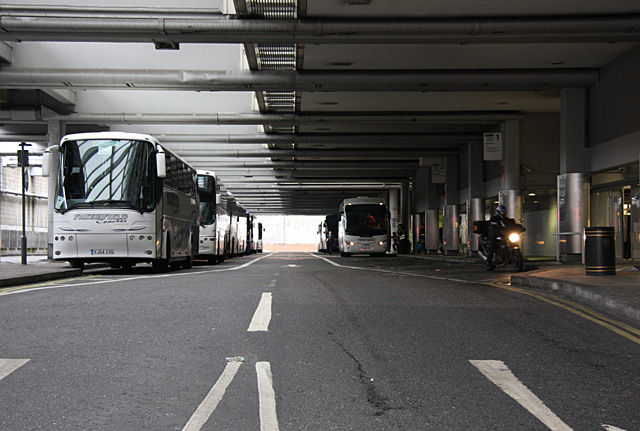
60;131;159;145
340;197;387;209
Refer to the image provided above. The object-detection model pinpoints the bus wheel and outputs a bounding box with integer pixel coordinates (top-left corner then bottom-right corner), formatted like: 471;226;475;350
153;239;170;273
70;260;84;271
182;256;193;269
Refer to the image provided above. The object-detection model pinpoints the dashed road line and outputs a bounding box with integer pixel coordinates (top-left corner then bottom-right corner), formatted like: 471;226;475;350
470;360;572;431
256;361;280;431
0;359;30;381
182;360;242;431
248;292;273;332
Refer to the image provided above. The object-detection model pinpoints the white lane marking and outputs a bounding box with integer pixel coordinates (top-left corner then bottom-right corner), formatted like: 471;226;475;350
248;292;273;332
308;252;474;284
470;360;572;431
268;279;276;287
0;253;275;297
0;359;30;381
256;361;280;431
182;361;242;431
602;425;627;431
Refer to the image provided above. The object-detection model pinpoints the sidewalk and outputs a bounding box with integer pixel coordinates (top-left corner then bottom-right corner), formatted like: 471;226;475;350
0;254;83;288
1;252;639;325
511;264;640;324
410;252;640;324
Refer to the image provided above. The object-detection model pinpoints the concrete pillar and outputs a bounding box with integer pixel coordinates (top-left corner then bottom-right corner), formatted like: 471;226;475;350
500;120;523;222
560;88;589;174
46;121;65;259
558;173;589;262
444;154;458;205
443;204;459;255
400;181;410;231
425;209;439;253
388;188;398;254
468;198;483;254
468;141;484;254
558;88;590;262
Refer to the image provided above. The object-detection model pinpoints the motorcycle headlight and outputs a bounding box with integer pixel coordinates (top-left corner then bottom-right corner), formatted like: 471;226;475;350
508;233;521;243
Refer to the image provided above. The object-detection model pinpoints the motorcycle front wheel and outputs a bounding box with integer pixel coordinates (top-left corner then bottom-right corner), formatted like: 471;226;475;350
511;249;524;272
484;259;496;271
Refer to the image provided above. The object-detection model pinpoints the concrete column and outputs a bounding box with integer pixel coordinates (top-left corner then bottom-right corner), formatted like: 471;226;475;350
560;88;589;174
558;88;590;262
400;181;410;231
425;209;439;253
46;121;65;259
444;154;458;205
468;198;483;254
558;173;590;262
388;188;398;254
468;141;484;254
443;204;459;255
500;120;523;222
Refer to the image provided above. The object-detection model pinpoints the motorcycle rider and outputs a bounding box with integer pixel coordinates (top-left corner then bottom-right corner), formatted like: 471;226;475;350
487;205;508;267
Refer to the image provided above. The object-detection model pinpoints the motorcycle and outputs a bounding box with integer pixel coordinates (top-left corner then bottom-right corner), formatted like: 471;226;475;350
474;218;526;272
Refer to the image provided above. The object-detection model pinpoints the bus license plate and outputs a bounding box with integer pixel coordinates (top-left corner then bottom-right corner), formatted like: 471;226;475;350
91;249;115;255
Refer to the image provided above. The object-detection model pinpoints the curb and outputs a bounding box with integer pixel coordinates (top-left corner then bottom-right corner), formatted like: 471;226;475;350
511;273;640;324
0;268;83;288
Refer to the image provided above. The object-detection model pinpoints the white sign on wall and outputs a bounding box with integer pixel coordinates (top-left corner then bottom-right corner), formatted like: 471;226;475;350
483;132;502;161
432;163;445;184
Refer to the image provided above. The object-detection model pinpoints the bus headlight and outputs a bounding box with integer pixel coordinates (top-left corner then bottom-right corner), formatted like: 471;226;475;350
508;233;521;243
378;241;386;246
348;241;355;246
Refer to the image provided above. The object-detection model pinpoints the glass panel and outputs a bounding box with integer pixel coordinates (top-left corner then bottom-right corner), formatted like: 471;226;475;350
631;185;640;261
197;174;217;225
522;190;557;257
345;204;388;236
55;139;156;212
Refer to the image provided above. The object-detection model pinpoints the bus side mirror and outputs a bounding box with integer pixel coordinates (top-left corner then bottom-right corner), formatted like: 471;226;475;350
41;148;52;177
41;146;58;178
156;151;166;178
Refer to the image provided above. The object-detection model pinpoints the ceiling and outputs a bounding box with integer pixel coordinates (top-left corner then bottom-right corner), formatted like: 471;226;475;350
1;1;640;214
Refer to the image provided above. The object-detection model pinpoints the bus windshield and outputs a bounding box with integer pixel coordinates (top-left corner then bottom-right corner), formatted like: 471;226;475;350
54;139;156;212
345;204;387;236
197;175;217;225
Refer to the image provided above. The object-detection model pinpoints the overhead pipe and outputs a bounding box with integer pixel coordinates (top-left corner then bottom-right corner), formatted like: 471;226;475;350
172;149;455;159
0;67;600;91
193;160;418;169
155;133;479;144
30;110;523;125
1;14;639;44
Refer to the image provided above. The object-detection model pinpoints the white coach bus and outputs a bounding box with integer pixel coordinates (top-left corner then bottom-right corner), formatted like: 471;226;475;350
196;170;228;264
43;132;199;272
338;197;390;257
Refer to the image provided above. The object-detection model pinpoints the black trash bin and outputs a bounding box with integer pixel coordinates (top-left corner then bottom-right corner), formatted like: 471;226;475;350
584;227;616;276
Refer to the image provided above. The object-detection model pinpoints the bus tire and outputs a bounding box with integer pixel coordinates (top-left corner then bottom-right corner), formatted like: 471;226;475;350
70;260;84;271
182;256;193;269
153;238;170;273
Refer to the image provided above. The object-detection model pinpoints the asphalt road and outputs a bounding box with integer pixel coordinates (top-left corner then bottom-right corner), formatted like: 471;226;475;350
1;252;639;430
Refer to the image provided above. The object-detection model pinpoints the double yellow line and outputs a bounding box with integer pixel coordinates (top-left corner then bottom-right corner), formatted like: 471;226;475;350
490;280;640;345
0;274;100;295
